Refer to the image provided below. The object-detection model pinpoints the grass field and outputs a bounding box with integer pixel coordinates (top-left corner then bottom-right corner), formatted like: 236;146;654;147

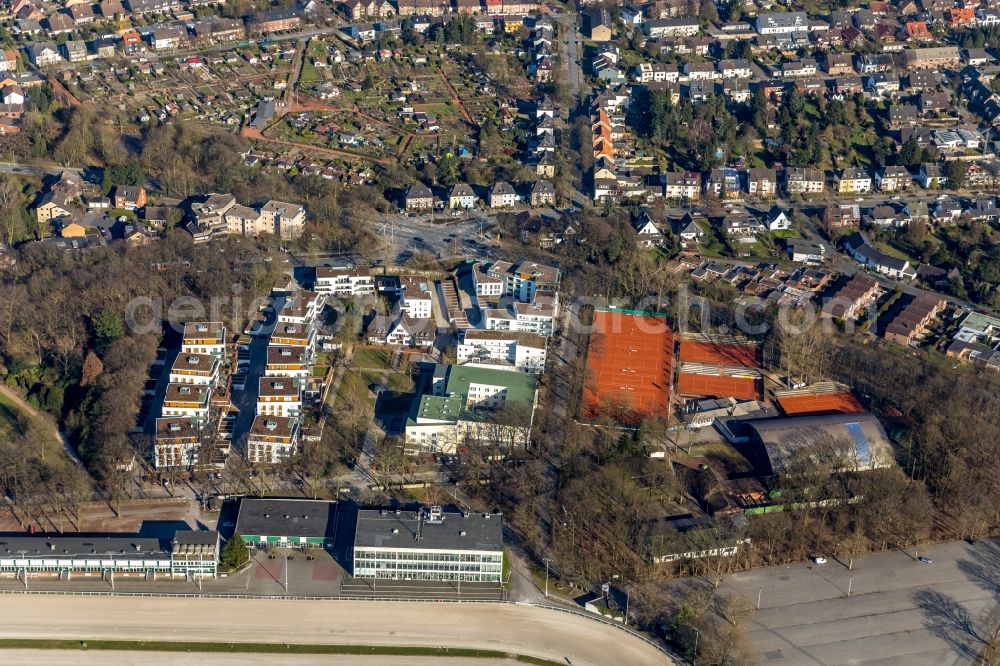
0;639;562;664
0;389;76;471
353;347;392;370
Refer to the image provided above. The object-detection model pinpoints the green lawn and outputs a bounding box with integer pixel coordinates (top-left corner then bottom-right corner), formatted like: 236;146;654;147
0;390;76;473
874;241;916;262
772;229;802;239
334;369;371;405
353;347;391;370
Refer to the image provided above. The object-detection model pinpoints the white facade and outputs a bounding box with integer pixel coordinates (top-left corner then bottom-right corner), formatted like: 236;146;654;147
256;377;302;418
457;332;548;373
168;354;220;385
315;266;375;296
181;322;226;356
160;384;211;421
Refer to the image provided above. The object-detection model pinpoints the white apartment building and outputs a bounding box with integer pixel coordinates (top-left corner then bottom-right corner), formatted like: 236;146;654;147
266;345;311;378
246;415;299;465
314;266;376;297
256;377;302;418
277;291;324;327
400;276;433;319
181;322;226;356
161;383;211;421
154;417;202;469
486;260;560;303
168;353;220;385
457;330;548;373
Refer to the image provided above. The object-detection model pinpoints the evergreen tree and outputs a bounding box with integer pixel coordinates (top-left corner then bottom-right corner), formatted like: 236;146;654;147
221;534;250;569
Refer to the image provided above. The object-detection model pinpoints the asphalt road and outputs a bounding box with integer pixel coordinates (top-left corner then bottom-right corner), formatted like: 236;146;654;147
721;539;1000;666
0;597;671;666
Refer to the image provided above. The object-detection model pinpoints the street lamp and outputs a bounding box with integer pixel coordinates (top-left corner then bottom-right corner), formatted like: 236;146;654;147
16;550;27;590
625;586;631;626
543;557;552;597
693;626;700;666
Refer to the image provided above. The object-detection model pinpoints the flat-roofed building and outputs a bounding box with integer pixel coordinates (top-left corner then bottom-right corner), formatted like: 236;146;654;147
314;265;375;297
234;498;336;549
154;417;203;469
247;415;299;464
352;505;503;582
171;531;220;578
168;353;220;385
181;321;226;356
270;321;314;349
486;259;560;302
0;535;182;579
754;11;808;34
266;345;311;378
161;383;211;422
457;329;547;373
405;364;537;453
256;376;302;418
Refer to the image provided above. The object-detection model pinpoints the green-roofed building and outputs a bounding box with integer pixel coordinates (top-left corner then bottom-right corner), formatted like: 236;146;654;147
405;364;538;454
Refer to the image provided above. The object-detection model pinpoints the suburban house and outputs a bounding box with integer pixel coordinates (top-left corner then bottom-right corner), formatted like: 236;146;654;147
404;183;434;212
876;165;911;192
448;183;477;209
113;185;147;210
844;231;916;279
784;167;824;195
489;181;519;208
837;167;873;194
529;180;556;207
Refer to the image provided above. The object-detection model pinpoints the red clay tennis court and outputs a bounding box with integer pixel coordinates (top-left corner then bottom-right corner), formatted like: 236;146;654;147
777;391;866;415
678;340;761;368
676;372;761;400
583;309;673;423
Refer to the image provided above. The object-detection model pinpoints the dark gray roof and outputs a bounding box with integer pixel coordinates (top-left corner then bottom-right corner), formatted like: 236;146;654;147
741;412;893;473
0;535;168;560
234;498;337;539
173;530;219;546
354;508;503;552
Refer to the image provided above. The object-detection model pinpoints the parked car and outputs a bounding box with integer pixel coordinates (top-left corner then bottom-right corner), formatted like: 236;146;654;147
811;555;827;564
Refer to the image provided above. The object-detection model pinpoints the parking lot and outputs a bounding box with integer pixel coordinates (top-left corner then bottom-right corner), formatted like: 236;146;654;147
721;539;1000;666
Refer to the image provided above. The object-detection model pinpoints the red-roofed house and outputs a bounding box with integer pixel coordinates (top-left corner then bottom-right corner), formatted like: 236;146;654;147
905;21;932;40
947;6;975;26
